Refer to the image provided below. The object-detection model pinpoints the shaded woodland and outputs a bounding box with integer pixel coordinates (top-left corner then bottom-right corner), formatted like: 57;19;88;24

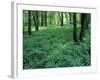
23;10;91;69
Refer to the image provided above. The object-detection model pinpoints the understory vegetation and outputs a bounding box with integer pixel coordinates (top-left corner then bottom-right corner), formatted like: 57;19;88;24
23;26;91;69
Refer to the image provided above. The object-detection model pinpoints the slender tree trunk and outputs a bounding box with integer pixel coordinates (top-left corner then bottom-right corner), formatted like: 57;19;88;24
41;11;44;26
44;11;47;26
69;13;71;24
28;11;32;35
40;11;47;26
69;13;73;24
73;13;78;42
61;12;64;26
33;11;39;31
86;14;91;29
79;13;88;41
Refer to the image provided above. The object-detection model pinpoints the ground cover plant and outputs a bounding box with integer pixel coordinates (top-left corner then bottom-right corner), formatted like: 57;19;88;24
23;11;91;69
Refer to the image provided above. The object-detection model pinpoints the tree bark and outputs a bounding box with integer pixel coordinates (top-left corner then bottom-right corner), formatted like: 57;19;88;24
73;13;78;42
79;13;89;41
33;11;39;31
86;14;91;29
44;11;47;26
61;12;64;26
40;11;47;26
69;13;73;24
28;11;32;35
41;11;44;26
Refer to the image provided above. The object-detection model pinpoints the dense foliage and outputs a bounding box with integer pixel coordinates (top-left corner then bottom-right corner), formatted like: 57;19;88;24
23;26;91;69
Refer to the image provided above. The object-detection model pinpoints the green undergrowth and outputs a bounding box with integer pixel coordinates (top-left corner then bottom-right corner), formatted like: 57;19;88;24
23;26;91;69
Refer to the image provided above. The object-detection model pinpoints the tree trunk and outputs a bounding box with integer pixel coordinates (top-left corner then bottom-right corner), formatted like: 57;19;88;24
61;12;64;26
86;14;91;29
44;11;47;26
33;11;39;31
41;11;44;26
79;13;89;41
40;11;47;26
69;13;73;24
73;13;78;42
28;11;32;35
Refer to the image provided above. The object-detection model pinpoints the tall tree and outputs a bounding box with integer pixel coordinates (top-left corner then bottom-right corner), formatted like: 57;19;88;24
44;11;47;26
69;13;73;24
41;11;44;26
60;12;64;26
28;10;32;35
79;13;89;41
86;14;91;29
33;11;39;31
73;13;78;42
40;11;47;26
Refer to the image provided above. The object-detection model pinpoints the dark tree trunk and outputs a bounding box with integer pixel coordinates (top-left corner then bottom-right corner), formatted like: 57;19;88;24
41;11;44;26
69;13;71;24
86;14;91;29
33;11;39;31
73;13;78;42
44;11;47;26
58;13;61;25
79;13;89;41
79;14;85;41
69;13;73;24
61;12;64;26
40;11;47;26
28;11;32;35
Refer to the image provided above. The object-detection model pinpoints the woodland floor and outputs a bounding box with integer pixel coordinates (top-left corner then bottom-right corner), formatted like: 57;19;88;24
23;25;91;69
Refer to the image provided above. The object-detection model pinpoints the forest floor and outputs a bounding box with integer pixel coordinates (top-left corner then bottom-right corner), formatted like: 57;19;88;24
23;25;91;69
